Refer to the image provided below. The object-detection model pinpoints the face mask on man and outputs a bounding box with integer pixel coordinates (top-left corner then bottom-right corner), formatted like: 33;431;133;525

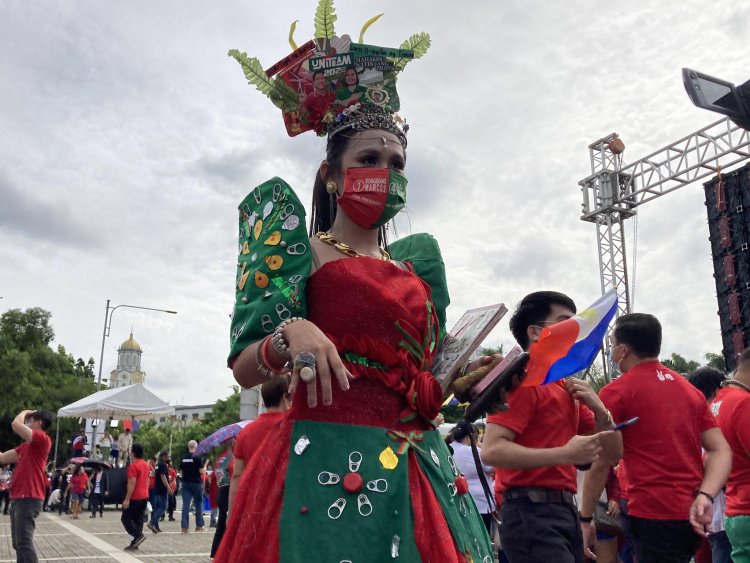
608;344;622;375
336;167;407;230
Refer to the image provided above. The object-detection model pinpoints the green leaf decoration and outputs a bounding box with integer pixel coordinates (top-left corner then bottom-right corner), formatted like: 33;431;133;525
391;32;431;71
314;0;337;39
288;20;299;50
359;13;384;43
227;49;299;112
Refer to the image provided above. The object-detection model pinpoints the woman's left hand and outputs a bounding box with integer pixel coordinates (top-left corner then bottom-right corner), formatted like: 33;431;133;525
607;499;620;517
464;354;503;375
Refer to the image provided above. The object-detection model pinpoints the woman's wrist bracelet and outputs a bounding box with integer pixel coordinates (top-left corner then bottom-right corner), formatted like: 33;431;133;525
255;337;278;379
271;317;304;362
260;336;288;374
696;490;714;504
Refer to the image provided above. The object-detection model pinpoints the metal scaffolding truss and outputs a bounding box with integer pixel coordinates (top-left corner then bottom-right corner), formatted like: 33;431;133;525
579;117;750;378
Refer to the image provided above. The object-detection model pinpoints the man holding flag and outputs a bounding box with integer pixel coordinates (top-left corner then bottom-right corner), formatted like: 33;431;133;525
482;291;620;563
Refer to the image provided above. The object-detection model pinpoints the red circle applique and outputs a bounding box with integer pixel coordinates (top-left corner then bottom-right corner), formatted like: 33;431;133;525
455;475;469;495
342;471;364;494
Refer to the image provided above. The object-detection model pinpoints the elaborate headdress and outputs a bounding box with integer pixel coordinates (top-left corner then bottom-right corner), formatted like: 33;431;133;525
228;0;430;147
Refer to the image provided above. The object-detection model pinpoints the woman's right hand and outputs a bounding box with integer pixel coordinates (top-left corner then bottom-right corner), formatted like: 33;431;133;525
284;320;352;407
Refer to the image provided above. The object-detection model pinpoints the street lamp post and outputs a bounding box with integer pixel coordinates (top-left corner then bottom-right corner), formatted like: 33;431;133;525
89;299;177;456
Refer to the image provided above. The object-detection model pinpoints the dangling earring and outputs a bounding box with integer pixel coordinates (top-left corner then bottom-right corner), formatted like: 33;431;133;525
326;181;337;224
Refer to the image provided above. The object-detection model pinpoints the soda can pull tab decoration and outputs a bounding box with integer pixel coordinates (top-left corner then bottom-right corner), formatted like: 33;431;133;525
294;435;310;455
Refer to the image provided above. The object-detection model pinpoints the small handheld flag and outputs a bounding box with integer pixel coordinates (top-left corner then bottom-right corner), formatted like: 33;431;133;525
522;289;618;386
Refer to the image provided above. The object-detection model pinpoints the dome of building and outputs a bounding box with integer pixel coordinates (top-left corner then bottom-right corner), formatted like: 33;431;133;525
120;331;142;352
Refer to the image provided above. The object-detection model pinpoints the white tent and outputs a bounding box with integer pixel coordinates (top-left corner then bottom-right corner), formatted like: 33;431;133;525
57;383;175;420
55;384;175;461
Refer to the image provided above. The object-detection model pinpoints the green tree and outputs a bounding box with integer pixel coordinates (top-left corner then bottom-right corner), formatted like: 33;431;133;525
0;307;99;462
704;352;727;372
661;353;699;375
479;345;504;357
583;362;608;393
133;389;243;463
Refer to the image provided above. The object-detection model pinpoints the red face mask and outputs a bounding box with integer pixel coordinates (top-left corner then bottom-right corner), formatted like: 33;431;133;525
336;168;407;230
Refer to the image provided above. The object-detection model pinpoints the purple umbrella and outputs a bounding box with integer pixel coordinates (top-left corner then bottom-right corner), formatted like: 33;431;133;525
195;420;252;456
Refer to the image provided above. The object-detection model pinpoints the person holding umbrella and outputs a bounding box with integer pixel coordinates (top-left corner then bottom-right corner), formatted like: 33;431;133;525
210;438;235;558
66;464;89;519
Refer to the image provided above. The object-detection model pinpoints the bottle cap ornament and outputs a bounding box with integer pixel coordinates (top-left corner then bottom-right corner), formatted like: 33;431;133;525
228;0;430;147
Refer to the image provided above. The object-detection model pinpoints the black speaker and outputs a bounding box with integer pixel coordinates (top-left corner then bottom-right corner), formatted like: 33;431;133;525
704;162;750;371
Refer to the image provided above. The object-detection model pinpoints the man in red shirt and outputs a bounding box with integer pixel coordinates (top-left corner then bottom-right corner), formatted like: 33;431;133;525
229;376;290;512
481;291;619;563
581;313;731;563
0;409;52;563
121;443;150;551
711;347;750;561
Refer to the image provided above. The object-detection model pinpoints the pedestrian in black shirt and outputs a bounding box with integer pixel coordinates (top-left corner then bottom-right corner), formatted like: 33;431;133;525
179;440;205;533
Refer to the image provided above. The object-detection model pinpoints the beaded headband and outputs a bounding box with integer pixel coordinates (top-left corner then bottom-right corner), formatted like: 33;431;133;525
228;0;429;146
327;102;408;147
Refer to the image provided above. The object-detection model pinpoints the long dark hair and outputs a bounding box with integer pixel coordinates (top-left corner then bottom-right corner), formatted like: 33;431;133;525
309;132;394;247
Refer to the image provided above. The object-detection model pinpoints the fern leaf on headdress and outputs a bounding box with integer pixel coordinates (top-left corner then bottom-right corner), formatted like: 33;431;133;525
314;0;337;39
288;20;299;50
391;32;431;71
359;13;384;43
227;49;299;113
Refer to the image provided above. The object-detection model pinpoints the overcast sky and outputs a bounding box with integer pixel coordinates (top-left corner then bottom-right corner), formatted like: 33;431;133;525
1;1;748;406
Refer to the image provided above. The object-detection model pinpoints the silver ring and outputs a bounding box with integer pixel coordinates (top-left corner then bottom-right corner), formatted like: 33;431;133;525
294;352;316;383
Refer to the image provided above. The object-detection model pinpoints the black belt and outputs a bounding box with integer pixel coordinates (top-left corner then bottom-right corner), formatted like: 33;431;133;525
503;487;577;506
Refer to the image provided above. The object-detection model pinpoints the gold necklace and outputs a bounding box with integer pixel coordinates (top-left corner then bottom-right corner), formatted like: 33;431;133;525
723;379;750;393
315;232;391;261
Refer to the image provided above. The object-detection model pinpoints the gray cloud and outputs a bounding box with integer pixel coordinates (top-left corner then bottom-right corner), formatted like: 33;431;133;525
0;0;746;407
0;171;97;247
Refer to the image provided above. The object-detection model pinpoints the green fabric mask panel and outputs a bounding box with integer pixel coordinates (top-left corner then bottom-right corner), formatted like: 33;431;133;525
280;420;421;562
389;233;450;344
413;431;494;562
228;177;312;364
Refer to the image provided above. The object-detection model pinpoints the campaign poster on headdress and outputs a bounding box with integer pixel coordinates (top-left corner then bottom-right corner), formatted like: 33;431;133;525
267;34;412;137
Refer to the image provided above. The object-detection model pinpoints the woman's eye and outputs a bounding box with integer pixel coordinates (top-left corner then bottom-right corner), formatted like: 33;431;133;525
361;156;378;165
390;161;405;171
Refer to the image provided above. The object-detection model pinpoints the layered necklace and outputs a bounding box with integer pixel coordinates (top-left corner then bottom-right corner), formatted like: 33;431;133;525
722;379;750;393
315;231;391;261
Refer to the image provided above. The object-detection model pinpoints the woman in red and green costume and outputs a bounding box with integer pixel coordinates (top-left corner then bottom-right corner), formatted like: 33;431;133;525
218;9;494;562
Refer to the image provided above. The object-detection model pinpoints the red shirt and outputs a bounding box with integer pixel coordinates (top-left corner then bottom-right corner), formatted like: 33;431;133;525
234;412;286;465
70;472;89;494
487;380;595;502
711;385;750;516
168;467;177;494
599;361;716;520
127;458;150;501
11;430;51;500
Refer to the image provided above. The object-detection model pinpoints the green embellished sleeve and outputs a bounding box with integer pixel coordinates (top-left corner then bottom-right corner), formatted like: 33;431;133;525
228;177;312;365
388;233;450;342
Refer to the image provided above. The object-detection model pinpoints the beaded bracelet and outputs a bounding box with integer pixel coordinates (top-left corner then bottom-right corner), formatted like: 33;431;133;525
260;335;289;375
255;337;277;380
271;317;303;362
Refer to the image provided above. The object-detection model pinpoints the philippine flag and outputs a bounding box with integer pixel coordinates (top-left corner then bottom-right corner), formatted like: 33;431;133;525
522;289;618;386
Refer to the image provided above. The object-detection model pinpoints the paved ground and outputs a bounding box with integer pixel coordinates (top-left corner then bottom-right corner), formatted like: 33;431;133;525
0;508;214;563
